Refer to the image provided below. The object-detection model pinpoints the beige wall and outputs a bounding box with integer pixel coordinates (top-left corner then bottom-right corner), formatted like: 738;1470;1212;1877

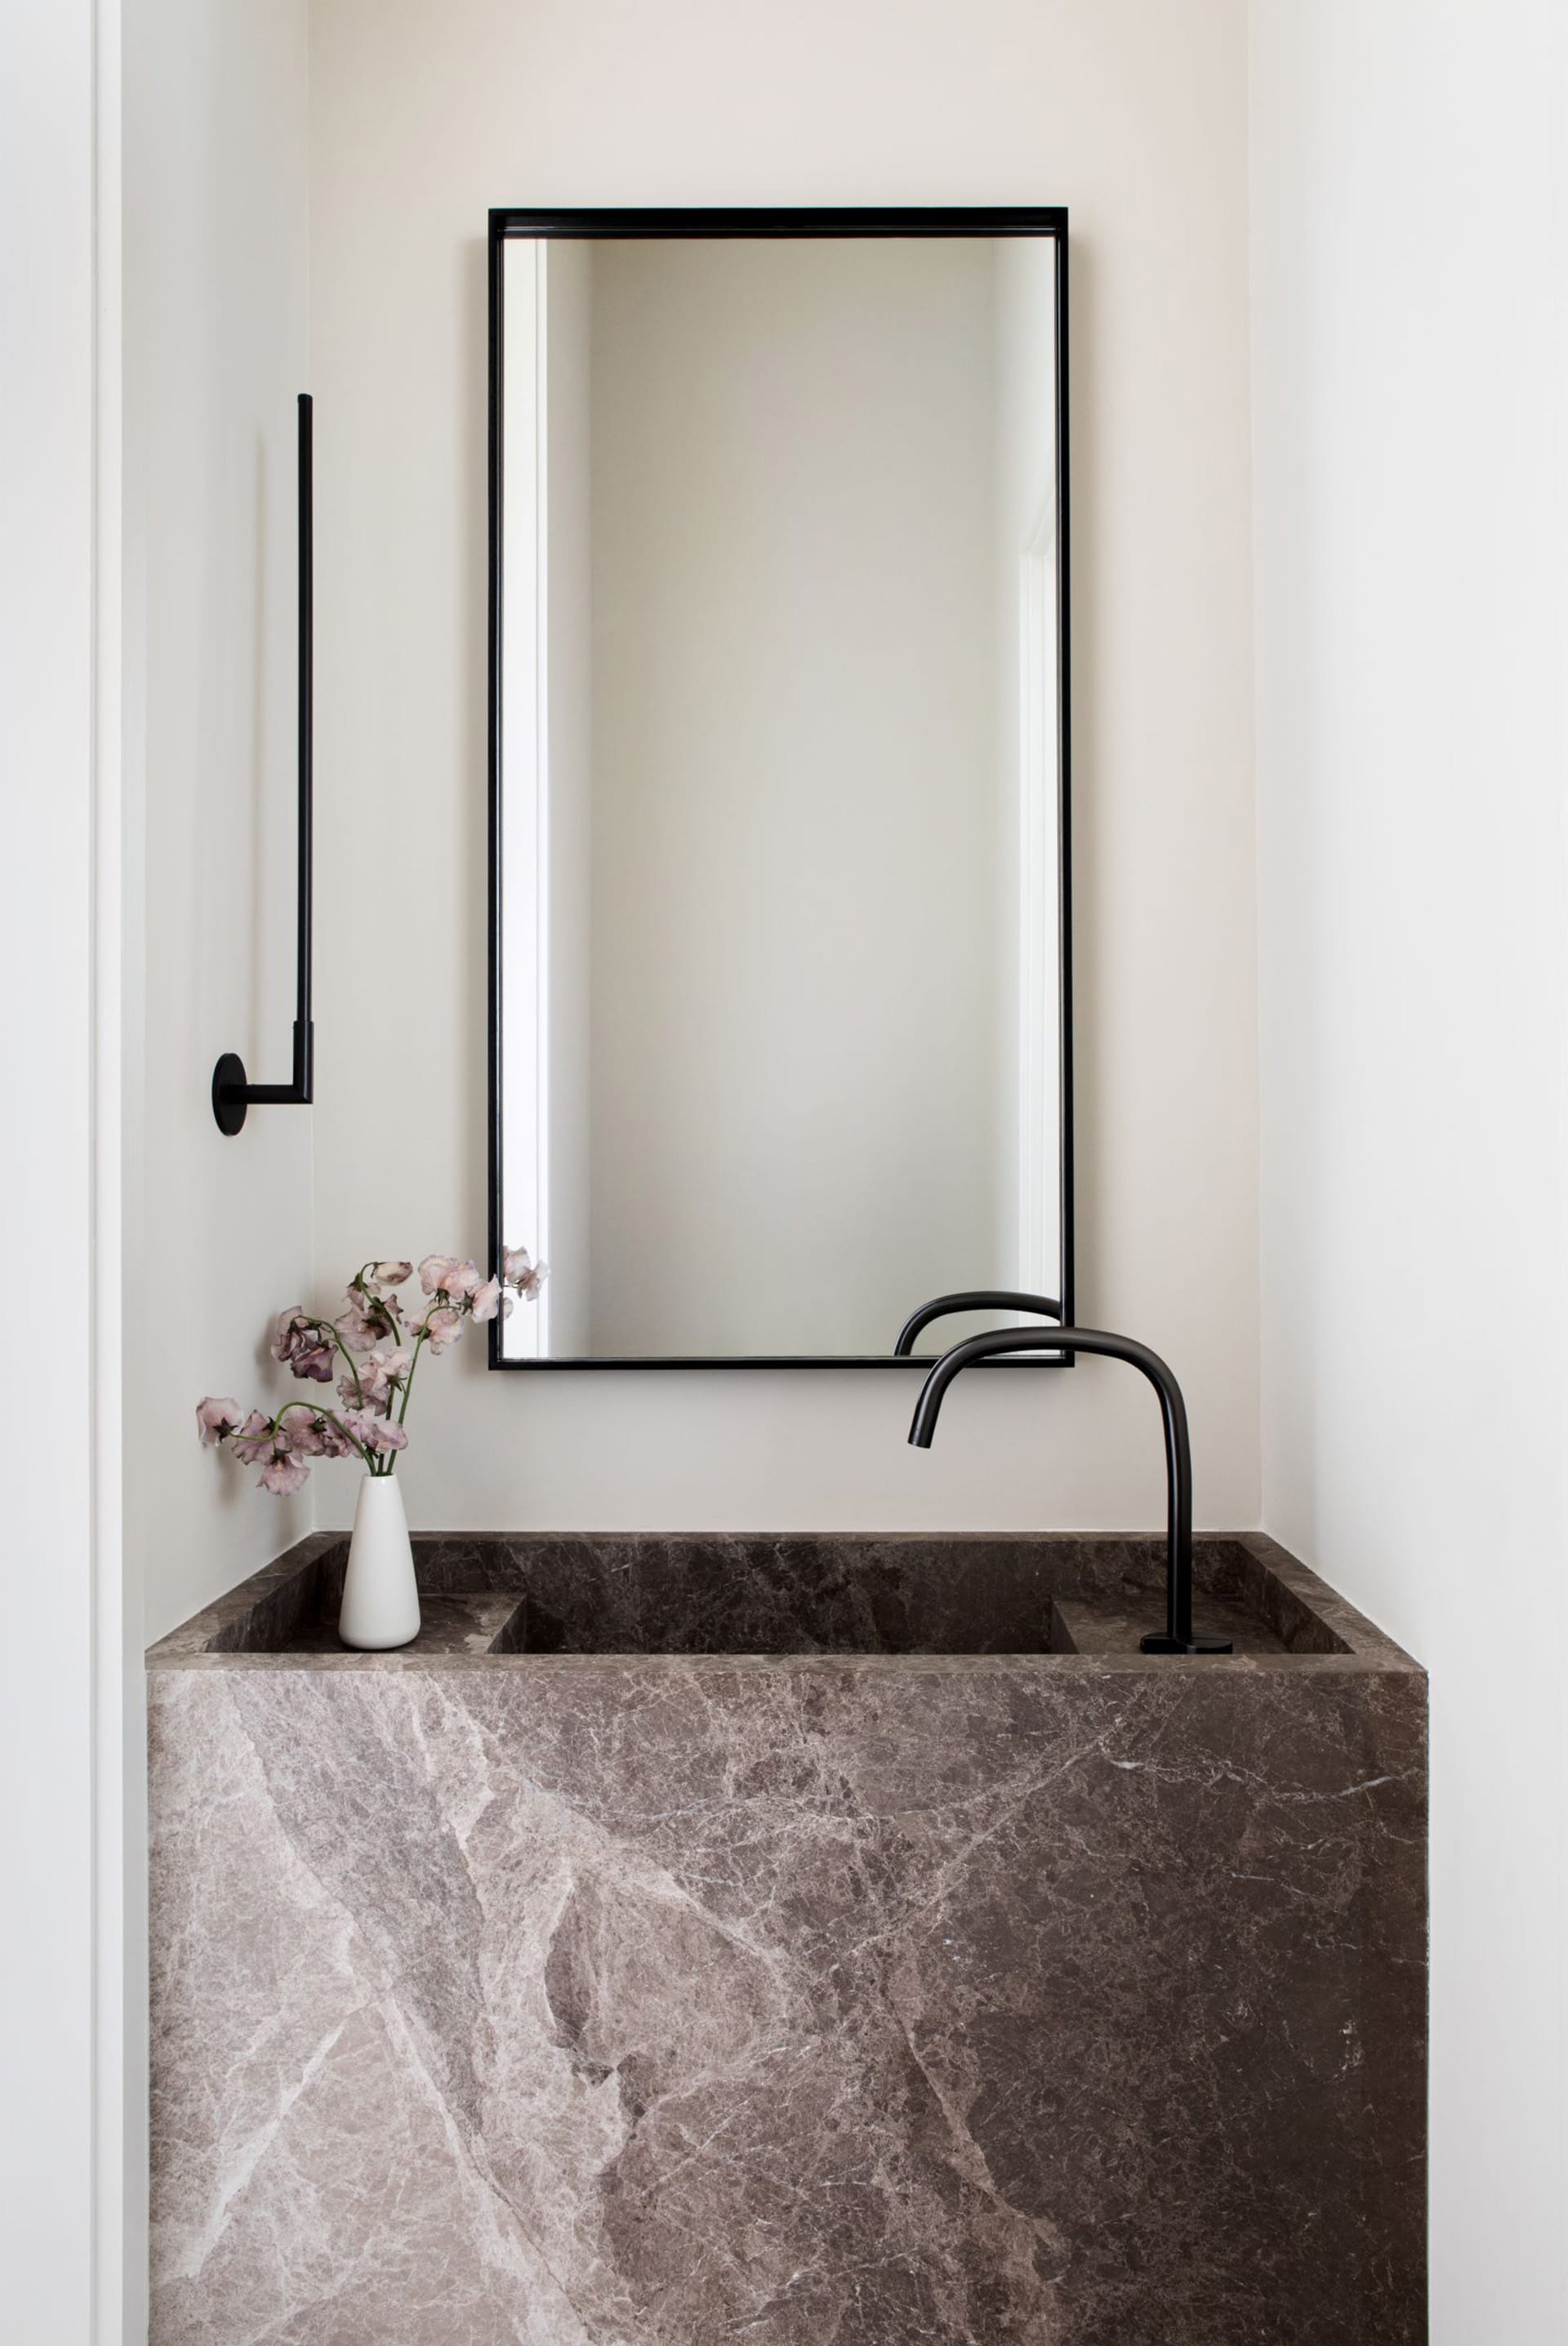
1251;2;1568;2332
308;0;1258;1532
126;0;314;1642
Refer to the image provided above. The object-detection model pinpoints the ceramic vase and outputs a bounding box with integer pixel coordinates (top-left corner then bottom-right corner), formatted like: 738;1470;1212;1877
338;1473;421;1650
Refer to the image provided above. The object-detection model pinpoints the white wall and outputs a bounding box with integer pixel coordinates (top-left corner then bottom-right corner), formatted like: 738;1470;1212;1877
586;235;1002;1357
309;0;1258;1532
107;7;317;2333
124;0;315;1644
1250;4;1568;2336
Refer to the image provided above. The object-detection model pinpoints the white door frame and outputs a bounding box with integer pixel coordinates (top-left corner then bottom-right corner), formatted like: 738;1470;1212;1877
1;2;132;2338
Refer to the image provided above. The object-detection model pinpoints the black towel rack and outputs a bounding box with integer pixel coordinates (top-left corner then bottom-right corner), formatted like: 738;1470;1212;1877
212;391;315;1135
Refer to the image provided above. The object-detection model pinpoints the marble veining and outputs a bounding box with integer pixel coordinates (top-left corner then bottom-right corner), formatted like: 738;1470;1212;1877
148;1533;1426;2344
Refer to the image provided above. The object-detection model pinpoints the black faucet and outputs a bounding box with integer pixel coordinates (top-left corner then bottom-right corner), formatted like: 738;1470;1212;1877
893;1287;1062;1355
901;1297;1232;1656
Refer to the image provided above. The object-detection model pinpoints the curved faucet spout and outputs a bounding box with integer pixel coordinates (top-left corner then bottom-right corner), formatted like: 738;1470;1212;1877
893;1289;1062;1358
907;1325;1232;1656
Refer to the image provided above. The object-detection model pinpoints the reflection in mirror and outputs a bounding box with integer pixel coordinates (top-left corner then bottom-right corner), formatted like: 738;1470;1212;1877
492;215;1071;1363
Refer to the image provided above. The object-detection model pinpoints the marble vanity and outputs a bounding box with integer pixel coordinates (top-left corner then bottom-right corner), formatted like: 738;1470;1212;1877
147;1532;1426;2344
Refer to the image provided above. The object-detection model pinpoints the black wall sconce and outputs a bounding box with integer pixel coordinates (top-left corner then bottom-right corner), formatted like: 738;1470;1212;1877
212;392;315;1135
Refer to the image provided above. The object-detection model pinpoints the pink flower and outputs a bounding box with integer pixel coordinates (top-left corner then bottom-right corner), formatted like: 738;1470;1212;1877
195;1396;243;1448
229;1409;278;1465
470;1277;502;1324
272;1309;335;1383
280;1406;355;1460
339;1345;412;1413
418;1254;483;1302
270;1309;303;1361
335;1292;394;1354
259;1452;310;1496
363;1260;412;1296
342;1409;408;1457
409;1305;464;1352
501;1245;548;1300
230;1407;314;1494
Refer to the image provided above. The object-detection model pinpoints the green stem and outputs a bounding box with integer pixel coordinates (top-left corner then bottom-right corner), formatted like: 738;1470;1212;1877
396;1327;430;1426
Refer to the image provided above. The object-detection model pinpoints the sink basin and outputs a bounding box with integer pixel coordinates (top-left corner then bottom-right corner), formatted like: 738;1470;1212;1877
158;1527;1348;1660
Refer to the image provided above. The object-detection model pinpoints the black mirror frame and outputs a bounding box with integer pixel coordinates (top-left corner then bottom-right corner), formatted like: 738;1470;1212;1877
486;207;1073;1369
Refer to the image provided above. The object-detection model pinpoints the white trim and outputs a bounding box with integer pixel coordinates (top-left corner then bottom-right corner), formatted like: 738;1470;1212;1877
91;0;136;2334
0;2;125;2335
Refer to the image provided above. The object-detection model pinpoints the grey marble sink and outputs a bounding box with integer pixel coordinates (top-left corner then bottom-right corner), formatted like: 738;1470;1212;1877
149;1526;1359;1662
147;1531;1425;2345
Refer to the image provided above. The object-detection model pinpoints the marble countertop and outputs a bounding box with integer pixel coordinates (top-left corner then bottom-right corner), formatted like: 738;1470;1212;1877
148;1528;1420;1678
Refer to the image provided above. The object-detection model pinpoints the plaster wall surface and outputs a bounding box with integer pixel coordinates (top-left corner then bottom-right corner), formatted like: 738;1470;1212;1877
306;0;1259;1536
1250;3;1568;2334
125;0;315;1642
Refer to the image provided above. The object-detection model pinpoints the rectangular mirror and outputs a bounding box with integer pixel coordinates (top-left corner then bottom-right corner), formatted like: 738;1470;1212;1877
489;208;1072;1366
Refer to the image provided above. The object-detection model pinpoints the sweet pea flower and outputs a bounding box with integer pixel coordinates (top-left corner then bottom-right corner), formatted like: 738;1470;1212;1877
335;1291;394;1354
195;1396;243;1448
418;1254;487;1303
281;1406;355;1460
200;1242;545;1498
411;1304;464;1353
342;1409;408;1457
229;1409;278;1465
259;1451;310;1496
271;1309;336;1383
339;1346;412;1414
229;1408;314;1493
363;1260;413;1297
501;1245;548;1300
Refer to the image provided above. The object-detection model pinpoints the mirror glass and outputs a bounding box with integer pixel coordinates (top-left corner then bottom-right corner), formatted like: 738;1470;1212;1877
492;216;1071;1363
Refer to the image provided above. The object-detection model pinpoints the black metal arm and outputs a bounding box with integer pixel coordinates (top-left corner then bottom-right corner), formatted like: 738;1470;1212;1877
893;1289;1062;1356
906;1324;1232;1655
212;392;315;1135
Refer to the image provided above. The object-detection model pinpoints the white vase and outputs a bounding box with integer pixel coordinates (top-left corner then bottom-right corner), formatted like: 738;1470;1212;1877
338;1473;421;1651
